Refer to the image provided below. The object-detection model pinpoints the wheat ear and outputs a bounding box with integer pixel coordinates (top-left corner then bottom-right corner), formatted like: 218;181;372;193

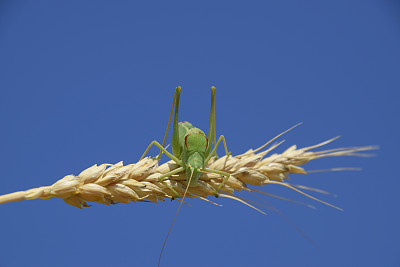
0;137;376;209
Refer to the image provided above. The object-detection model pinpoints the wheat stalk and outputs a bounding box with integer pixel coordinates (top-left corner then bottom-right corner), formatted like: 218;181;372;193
0;136;376;210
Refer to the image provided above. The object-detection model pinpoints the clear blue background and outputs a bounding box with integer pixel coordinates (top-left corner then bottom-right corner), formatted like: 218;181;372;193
0;1;398;267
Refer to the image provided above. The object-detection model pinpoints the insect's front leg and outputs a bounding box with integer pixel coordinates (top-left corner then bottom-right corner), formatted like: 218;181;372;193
205;135;232;163
139;140;182;163
157;167;185;199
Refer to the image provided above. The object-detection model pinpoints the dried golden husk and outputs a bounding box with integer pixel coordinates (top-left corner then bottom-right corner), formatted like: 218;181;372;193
0;137;376;210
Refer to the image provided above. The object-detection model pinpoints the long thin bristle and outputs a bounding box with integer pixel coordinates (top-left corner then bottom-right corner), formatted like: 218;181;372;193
248;191;318;247
218;194;266;215
265;181;343;211
247;188;316;209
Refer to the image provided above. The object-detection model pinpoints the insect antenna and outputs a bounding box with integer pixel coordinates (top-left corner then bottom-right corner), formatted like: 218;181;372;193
158;169;195;267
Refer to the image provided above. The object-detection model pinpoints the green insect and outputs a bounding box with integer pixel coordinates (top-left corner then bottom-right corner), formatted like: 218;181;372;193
139;86;232;266
139;86;232;198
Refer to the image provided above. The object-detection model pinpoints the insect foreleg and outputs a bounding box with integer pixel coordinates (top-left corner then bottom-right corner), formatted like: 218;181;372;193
139;140;182;164
157;166;185;199
205;135;231;163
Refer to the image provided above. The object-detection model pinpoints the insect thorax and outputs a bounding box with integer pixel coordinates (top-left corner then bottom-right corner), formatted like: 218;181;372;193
179;125;207;171
183;128;208;153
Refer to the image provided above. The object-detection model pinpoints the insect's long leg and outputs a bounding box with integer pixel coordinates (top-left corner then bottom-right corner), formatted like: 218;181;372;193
205;86;216;157
139;140;182;164
156;86;181;160
203;134;232;196
211;87;219;158
157;166;185;198
213;112;218;158
171;86;182;158
203;167;230;197
211;86;218;158
205;135;231;163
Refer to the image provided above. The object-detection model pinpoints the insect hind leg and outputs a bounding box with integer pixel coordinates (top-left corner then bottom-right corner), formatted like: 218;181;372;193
156;86;182;161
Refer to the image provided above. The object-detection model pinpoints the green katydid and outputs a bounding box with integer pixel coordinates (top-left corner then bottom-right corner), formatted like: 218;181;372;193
139;86;232;266
139;86;232;198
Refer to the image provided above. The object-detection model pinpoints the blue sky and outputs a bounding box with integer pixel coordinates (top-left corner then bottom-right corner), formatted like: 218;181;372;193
0;1;398;266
